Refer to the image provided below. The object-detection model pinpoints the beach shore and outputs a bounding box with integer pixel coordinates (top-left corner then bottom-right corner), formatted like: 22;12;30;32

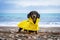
0;26;60;40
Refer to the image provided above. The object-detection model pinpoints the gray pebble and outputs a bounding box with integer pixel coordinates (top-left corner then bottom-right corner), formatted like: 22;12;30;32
47;38;53;40
9;34;15;38
32;36;37;39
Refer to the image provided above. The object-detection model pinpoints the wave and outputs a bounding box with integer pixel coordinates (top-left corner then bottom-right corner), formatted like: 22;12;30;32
0;22;60;27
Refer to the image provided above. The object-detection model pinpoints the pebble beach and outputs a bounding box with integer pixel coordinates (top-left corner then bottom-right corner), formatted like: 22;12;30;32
0;27;60;40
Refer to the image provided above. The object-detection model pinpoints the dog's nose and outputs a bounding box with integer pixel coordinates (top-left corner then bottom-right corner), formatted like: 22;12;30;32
33;16;35;18
33;15;36;18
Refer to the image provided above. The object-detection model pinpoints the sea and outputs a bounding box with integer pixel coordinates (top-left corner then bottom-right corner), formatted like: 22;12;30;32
0;13;60;27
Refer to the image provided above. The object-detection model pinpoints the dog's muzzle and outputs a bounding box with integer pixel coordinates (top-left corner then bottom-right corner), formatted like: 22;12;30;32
31;15;37;24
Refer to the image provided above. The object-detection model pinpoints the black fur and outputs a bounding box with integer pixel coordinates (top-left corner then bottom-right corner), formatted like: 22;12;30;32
27;11;40;24
27;11;40;18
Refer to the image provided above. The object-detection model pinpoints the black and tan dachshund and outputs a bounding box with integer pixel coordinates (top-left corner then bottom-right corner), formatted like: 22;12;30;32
17;11;40;34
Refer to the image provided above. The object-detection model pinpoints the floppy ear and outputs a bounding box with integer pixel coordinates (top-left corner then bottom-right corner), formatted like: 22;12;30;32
37;14;40;18
27;13;31;18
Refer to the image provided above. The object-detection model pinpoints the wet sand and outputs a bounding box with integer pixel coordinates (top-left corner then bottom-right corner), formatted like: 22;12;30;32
0;26;60;40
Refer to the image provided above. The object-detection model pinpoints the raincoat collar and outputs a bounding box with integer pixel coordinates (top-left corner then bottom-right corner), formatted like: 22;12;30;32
28;17;38;24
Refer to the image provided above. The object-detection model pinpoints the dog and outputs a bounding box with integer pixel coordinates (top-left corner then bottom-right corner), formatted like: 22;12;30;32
27;11;40;24
17;11;40;34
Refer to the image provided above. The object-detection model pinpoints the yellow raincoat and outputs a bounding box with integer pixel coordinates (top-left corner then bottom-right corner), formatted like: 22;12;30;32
17;17;40;31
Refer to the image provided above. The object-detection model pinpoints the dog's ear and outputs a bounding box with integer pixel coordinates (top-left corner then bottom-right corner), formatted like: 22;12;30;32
27;13;31;18
37;14;40;18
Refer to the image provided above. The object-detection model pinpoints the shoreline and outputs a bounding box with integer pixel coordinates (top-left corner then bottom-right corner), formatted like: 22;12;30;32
0;26;60;33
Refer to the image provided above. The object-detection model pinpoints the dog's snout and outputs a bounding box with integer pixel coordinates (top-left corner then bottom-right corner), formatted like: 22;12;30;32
33;15;36;18
33;15;35;18
31;15;37;24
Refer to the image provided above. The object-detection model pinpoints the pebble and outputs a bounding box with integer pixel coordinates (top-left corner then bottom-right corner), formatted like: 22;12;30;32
32;36;37;39
0;32;60;40
43;35;47;38
9;34;15;38
15;39;22;40
28;36;31;39
47;38;53;40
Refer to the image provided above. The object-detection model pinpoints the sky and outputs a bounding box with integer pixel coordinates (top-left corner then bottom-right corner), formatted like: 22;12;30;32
0;0;60;13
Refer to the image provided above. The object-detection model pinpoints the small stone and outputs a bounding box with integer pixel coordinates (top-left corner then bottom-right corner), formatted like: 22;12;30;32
6;38;13;40
18;39;21;40
3;36;6;38
28;37;31;39
57;38;60;40
15;34;19;37
9;34;14;38
36;38;41;40
32;36;37;39
1;38;6;40
43;35;47;38
15;39;22;40
48;38;53;40
10;29;15;33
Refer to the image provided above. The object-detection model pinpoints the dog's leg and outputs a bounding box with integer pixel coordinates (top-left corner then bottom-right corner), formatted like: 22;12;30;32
28;30;34;34
28;30;38;34
34;31;38;34
17;28;22;33
24;29;27;32
18;28;22;32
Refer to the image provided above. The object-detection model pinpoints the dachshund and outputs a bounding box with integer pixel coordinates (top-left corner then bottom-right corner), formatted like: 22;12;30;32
17;11;40;34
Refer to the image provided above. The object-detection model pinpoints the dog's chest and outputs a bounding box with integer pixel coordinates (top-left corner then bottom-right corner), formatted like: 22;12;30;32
27;21;38;27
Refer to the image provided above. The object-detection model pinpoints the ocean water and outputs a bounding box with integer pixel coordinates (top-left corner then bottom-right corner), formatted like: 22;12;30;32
0;13;60;27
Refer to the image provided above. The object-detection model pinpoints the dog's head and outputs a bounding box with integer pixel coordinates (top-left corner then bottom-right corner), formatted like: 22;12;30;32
27;11;40;24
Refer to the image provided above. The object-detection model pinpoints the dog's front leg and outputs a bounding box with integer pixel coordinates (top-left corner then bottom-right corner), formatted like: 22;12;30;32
17;28;23;33
34;31;38;34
